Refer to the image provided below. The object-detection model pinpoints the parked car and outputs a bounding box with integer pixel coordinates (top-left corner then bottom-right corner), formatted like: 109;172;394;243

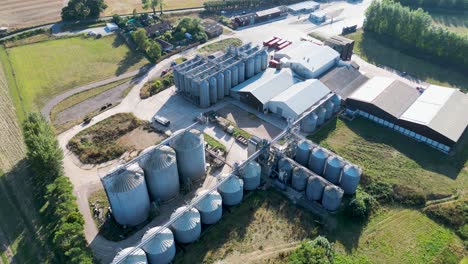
161;69;170;76
152;115;170;126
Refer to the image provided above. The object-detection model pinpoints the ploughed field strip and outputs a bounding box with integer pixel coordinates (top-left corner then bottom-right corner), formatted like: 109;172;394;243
0;0;63;28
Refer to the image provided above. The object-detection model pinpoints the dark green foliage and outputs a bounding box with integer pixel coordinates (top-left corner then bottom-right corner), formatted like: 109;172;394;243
147;41;162;62
393;0;466;10
392;184;427;207
364;0;468;68
364;181;394;204
131;28;163;61
140;72;174;98
424;198;468;239
173;17;208;43
22;113;93;263
364;179;426;207
288;236;334;264
346;191;377;219
61;0;107;20
112;14;127;28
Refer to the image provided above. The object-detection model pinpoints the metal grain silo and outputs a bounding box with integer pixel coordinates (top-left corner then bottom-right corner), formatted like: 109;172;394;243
278;158;294;183
254;54;262;74
323;155;343;184
242;161;261;190
246;58;255;78
216;72;225;100
209;76;218;105
300;112;318;133
218;174;243;206
141;226;175;264
340;164;362;194
238;61;245;82
316;107;326;126
324;100;334;120
171;129;206;184
322;185;344;211
199;80;210;108
308;147;329;175
112;247;148;264
261;49;268;70
106;163;150;226
231;65;239;86
224;69;232;95
306;176;326;201
190;80;198;96
194;190;222;225
173;70;181;91
170;206;201;244
139;145;179;202
331;94;341;113
295;140;312;166
292;167;309;191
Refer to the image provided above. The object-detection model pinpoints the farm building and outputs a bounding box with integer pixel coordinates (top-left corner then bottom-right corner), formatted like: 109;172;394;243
233;13;256;27
287;1;320;14
255;6;288;23
201;19;223;38
325;35;355;61
155;38;174;51
309;10;327;23
173;43;268;108
274;42;340;79
320;65;368;99
347;77;468;153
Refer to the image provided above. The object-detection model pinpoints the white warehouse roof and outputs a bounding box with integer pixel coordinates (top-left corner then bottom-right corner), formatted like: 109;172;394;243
348;76;394;102
269;79;331;119
288;1;320;11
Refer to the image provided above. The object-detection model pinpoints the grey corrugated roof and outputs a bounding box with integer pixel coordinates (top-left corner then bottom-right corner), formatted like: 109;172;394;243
428;90;468;142
288;1;320;11
320;66;368;99
371;80;420;118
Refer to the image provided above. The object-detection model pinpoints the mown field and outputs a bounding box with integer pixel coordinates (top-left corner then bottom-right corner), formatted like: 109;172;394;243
346;30;468;91
308;118;467;197
429;10;468;35
104;0;206;16
3;35;148;121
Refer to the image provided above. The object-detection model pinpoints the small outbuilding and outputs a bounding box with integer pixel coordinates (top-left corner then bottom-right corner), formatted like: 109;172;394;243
155;38;174;51
201;19;223;38
309;10;327;23
288;1;320;14
105;23;119;32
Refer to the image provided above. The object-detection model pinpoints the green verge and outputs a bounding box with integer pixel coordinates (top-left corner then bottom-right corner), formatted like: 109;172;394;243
346;30;468;91
203;133;227;152
198;38;243;55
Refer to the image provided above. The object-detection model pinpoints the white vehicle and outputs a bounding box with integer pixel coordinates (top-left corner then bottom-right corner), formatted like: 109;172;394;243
152;115;170;126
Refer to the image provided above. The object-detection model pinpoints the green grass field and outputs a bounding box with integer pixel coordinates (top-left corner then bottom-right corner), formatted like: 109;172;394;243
308;118;467;197
346;30;468;91
199;38;243;55
4;35;148;121
429;10;468;35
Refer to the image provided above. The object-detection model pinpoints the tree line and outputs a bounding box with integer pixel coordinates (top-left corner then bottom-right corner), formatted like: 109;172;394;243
393;0;466;10
131;28;163;62
23;113;93;263
364;0;468;68
62;0;107;20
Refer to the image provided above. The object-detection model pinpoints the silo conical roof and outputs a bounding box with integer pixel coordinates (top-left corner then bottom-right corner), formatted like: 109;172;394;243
142;226;174;254
172;129;203;151
343;164;361;176
146;145;177;170
195;190;222;212
312;147;328;159
110;164;145;193
218;175;243;194
170;206;200;231
327;156;342;167
112;247;147;264
243;161;261;179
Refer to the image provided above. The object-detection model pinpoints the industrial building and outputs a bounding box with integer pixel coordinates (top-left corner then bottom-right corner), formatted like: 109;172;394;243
309;10;327;23
201;19;223;39
347;77;468;153
325;35;355;61
232;6;288;28
173;43;269;108
287;1;320;14
320;65;368;99
274;42;340;79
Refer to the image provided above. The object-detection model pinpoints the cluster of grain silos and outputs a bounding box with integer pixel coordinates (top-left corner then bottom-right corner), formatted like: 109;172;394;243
300;95;341;133
173;43;268;108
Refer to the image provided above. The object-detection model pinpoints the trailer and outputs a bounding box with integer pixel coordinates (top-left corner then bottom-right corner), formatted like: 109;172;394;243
277;41;292;50
275;39;288;47
267;38;282;47
263;37;278;46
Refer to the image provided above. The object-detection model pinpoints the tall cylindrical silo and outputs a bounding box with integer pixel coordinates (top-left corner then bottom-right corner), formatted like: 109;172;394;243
231;65;239;87
340;164;361;194
194;190;222;225
138;145;180;202
331;94;341;113
322;185;344;211
171;129;206;184
183;75;190;93
306;176;326;201
242;161;261;190
316;107;326;126
324;100;334;120
238;61;245;83
199;80;210;108
301;112;318;133
261;49;268;70
295;140;312;166
278;158;294;183
216;72;225;100
141;226;176;264
209;76;218;105
105;163;150;226
173;70;181;91
308;147;329;175
292;167;309;191
224;69;232;95
246;58;255;78
112;247;148;264
323;155;343;184
170;206;201;243
254;54;262;74
218;174;243;206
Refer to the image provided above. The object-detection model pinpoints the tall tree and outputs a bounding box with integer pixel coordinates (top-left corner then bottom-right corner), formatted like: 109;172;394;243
61;0;107;20
142;0;159;15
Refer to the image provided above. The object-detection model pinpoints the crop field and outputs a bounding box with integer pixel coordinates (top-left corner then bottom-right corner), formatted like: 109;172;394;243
104;0;206;16
0;0;63;29
429;10;468;35
308;118;467;197
346;30;468;91
4;35;148;120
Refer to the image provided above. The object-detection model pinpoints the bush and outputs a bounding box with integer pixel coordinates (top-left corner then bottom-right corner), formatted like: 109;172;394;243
347;191;377;219
393;184;427;207
288;236;334;264
62;0;107;20
364;181;394;204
